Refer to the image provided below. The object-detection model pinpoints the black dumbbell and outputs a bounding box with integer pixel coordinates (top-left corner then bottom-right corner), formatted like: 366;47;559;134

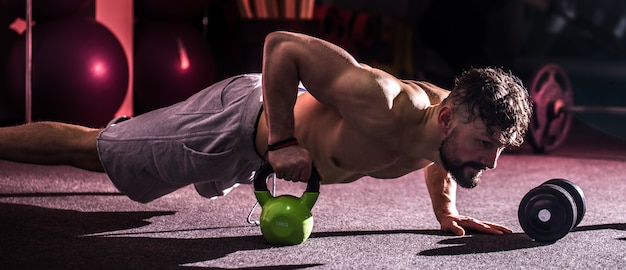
518;178;586;242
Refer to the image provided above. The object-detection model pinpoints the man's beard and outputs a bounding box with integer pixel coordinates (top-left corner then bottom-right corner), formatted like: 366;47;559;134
439;127;485;189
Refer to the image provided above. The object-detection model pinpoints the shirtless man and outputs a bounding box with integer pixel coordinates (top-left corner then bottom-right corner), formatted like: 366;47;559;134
0;31;531;236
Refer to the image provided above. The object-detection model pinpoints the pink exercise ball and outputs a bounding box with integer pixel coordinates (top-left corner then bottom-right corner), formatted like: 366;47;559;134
0;27;19;122
0;0;93;21
6;17;129;126
133;21;216;114
0;27;18;76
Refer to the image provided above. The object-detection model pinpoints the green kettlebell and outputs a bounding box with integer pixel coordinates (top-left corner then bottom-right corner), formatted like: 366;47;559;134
253;163;320;245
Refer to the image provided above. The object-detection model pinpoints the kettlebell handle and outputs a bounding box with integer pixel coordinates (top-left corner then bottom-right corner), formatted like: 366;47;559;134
253;163;321;193
253;163;320;245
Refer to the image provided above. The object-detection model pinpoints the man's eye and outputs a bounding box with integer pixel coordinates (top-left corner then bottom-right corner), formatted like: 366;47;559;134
479;140;492;148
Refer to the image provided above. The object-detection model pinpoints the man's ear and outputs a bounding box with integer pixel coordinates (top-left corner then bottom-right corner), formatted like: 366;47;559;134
438;106;454;135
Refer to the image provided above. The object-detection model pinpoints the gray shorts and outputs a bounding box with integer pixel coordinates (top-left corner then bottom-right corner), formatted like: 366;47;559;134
97;74;265;203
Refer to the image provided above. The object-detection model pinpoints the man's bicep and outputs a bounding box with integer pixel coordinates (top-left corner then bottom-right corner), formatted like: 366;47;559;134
261;31;360;108
272;33;372;105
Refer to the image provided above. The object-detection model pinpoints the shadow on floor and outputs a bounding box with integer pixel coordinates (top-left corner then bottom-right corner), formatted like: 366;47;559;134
0;202;279;269
418;222;626;256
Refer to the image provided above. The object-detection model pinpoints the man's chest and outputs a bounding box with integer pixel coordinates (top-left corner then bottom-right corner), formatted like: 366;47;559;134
314;124;430;182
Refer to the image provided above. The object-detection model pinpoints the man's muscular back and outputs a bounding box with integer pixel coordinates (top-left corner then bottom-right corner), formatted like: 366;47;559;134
256;65;451;184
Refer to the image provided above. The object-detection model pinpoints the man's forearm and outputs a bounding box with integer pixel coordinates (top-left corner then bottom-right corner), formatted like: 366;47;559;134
424;164;459;221
261;32;301;144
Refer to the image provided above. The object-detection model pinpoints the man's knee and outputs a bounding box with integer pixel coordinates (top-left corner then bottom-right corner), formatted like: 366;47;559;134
73;129;105;172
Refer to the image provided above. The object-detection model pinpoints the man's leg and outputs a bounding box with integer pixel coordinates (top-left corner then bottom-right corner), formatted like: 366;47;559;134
0;121;104;172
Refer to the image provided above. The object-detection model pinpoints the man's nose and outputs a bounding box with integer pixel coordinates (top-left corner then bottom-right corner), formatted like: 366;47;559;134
483;148;503;169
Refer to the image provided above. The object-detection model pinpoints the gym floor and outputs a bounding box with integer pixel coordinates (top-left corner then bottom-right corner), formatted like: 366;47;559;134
0;118;624;269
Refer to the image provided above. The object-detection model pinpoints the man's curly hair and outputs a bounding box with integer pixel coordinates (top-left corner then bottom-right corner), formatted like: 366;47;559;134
442;67;533;147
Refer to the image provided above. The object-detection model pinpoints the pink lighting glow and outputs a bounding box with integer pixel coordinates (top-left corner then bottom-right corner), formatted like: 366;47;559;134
90;60;108;78
177;38;190;71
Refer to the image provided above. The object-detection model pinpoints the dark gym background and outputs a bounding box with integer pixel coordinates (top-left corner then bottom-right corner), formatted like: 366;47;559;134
211;0;626;143
0;0;625;269
1;0;626;133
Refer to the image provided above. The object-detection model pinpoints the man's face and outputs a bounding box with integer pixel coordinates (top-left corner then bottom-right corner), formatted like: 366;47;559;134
439;121;505;189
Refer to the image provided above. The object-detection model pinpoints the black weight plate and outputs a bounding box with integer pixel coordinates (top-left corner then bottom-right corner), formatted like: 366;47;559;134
543;178;586;227
527;64;574;153
518;184;577;242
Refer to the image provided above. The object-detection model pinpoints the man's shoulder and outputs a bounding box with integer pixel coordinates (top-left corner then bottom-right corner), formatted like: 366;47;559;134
411;81;450;105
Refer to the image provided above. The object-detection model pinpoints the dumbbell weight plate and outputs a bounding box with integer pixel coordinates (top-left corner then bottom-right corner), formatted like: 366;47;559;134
543;178;586;227
518;184;577;242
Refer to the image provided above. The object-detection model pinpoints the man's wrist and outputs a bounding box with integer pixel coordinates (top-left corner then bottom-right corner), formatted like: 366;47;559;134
267;137;299;151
